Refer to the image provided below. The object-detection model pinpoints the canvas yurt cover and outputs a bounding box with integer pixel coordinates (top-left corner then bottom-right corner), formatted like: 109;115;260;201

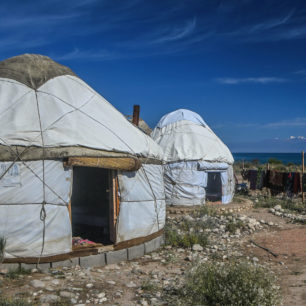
0;54;166;259
151;109;234;206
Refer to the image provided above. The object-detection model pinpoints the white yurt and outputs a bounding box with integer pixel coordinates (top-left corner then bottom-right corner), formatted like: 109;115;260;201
151;109;234;206
0;54;166;260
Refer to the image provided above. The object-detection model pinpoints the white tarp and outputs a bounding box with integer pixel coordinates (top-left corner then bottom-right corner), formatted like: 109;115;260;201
116;164;166;242
0;160;72;258
0;76;163;160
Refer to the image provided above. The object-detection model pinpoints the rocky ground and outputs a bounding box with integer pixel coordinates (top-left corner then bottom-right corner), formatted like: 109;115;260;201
0;198;305;305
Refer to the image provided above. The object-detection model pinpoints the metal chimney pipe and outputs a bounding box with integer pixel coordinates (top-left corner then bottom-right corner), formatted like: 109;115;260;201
132;105;140;126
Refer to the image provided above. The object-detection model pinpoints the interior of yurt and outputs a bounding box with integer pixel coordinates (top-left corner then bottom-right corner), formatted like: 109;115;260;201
0;54;166;262
151;109;235;206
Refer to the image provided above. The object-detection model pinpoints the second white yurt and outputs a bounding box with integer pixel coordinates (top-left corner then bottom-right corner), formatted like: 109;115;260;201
151;109;234;206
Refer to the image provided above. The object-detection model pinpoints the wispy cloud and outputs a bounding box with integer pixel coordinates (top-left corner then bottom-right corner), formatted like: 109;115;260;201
151;18;197;44
54;48;119;61
295;69;306;75
264;117;306;128
215;77;288;84
248;10;294;33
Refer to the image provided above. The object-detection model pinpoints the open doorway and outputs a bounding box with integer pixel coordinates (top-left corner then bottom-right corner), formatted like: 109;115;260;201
206;172;222;202
71;166;113;245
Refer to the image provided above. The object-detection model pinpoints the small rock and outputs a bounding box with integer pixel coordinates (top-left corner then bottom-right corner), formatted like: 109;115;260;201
252;257;259;263
30;279;45;288
86;283;94;289
192;244;203;251
106;280;116;285
97;292;105;298
51;279;60;286
126;281;137;288
60;291;74;298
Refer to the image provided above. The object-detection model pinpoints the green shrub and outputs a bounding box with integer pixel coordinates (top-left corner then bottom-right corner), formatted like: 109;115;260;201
226;220;245;234
0;297;31;306
6;266;31;279
254;196;306;214
193;205;217;218
268;158;282;165
164;224;209;249
180;261;281;306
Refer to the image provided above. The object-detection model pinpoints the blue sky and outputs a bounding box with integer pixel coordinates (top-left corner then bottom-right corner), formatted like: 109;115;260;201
1;0;306;152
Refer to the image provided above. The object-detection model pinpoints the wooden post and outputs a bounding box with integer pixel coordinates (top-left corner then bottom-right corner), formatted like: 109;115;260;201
132;105;140;126
109;170;117;243
68;201;72;222
267;163;270;171
302;151;305;203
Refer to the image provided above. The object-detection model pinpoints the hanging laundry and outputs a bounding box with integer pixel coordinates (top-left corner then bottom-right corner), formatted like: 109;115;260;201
274;172;284;187
256;169;265;190
284;172;294;196
293;172;301;194
249;170;257;190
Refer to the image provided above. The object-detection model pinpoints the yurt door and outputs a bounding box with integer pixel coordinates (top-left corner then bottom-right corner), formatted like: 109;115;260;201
70;166;112;245
206;172;222;202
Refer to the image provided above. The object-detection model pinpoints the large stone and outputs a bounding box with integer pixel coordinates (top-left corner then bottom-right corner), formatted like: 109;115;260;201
52;257;79;268
144;236;162;254
40;294;60;303
106;249;127;265
79;254;105;268
192;244;203;251
30;279;45;288
128;244;145;260
60;291;74;298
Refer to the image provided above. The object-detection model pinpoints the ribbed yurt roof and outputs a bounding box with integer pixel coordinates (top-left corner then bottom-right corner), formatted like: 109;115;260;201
151;109;234;164
0;54;163;161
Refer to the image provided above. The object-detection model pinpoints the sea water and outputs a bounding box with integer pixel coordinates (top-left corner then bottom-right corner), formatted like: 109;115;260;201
233;153;303;165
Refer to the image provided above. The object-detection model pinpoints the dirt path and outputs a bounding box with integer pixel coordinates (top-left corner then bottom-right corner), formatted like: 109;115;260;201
241;208;306;306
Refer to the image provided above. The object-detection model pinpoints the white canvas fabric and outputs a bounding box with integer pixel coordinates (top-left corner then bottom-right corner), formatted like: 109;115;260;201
152;109;235;206
164;162;206;205
116;164;166;242
0;54;166;259
0;76;162;160
151;109;233;164
0;161;72;258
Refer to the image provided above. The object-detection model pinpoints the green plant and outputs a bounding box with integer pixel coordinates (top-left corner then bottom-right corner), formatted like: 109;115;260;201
164;224;209;249
180;261;281;306
226;220;245;234
6;266;31;279
141;279;159;292
0;297;31;306
268;158;282;165
193;205;217;218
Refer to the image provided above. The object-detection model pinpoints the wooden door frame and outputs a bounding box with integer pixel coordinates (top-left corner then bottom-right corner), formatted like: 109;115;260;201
109;170;120;243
